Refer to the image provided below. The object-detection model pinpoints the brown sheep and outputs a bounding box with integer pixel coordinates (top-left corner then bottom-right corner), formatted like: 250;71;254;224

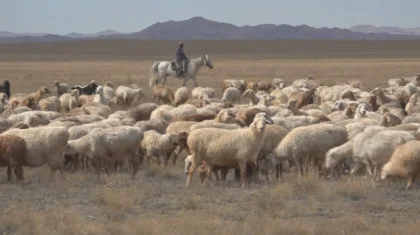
381;140;420;190
235;107;270;126
341;90;357;101
295;88;315;108
256;80;273;92
21;87;51;107
153;85;175;105
221;79;247;93
128;103;159;121
246;80;258;91
0;135;26;182
185;98;210;108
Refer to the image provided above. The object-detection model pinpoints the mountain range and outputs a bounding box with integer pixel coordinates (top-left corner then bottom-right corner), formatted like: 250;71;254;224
1;17;420;43
350;25;420;36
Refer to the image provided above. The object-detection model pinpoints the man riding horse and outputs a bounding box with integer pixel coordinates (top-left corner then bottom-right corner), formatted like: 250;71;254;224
176;42;188;77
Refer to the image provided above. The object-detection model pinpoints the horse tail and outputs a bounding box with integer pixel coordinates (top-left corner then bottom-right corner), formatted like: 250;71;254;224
149;62;160;87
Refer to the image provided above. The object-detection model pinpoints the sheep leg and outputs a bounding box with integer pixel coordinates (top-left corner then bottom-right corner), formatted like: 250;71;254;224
130;156;140;179
185;160;197;188
239;162;250;189
347;162;364;184
275;163;283;180
14;165;24;182
171;146;184;167
406;177;415;190
7;166;12;182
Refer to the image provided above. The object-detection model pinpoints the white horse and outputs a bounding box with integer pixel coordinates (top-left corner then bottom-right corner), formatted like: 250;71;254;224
149;54;214;87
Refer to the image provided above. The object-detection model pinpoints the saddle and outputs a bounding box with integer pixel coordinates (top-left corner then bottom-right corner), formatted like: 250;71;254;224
171;61;183;78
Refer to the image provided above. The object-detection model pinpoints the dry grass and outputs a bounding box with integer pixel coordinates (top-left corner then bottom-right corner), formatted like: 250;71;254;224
1;40;420;234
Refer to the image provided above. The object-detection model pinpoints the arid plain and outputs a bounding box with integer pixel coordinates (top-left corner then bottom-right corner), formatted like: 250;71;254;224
1;40;420;234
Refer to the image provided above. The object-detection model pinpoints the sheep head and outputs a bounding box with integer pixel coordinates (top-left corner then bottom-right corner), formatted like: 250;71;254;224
184;155;193;175
216;109;234;123
252;112;273;132
39;87;51;95
71;89;80;97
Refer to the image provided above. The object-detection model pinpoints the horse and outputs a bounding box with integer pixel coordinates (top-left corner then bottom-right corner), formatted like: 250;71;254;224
149;54;214;87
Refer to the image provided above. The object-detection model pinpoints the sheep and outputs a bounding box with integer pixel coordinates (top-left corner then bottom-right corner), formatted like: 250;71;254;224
20;87;51;108
0;92;9;113
134;119;168;134
53;80;70;96
71;80;98;95
68;122;115;140
381;140;420;190
370;87;401;107
128;103;158;121
351;129;415;180
185;98;210;108
140;130;188;166
0;135;26;181
242;89;261;105
169;104;198;119
64;126;144;178
92;86;110;106
272;78;285;89
405;93;420;115
103;82;115;102
39;96;61;112
325;140;354;176
274;123;348;178
292;76;318;89
1;126;69;177
388;77;407;87
185;113;273;188
173;87;189;107
59;89;80;112
221;87;241;104
82;103;112;118
256;80;273;92
171;113;216;122
0;80;11;99
221;79;247;93
115;85;144;107
236;107;270;126
191;87;215;100
7;111;56;125
153;85;174;105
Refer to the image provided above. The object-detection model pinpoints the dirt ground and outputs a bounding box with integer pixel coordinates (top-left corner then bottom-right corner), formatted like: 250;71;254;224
1;40;420;234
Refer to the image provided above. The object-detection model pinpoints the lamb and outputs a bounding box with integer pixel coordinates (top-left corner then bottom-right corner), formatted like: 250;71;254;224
153;85;175;105
381;140;420;190
115;85;144;107
221;87;241;104
140;130;188;166
174;87;189;106
185;113;273;188
0;135;26;181
64;126;144;178
71;80;98;95
1;126;69;177
0;80;11;99
274;123;348;177
53;80;70;96
39;96;61;112
59;89;80;112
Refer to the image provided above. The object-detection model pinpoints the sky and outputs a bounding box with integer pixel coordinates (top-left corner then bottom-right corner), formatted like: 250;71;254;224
1;0;419;34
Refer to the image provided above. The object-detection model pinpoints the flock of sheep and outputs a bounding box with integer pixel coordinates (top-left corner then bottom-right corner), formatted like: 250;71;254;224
1;73;420;190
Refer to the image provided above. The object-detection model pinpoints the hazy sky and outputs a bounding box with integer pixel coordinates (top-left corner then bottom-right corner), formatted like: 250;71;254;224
1;0;419;34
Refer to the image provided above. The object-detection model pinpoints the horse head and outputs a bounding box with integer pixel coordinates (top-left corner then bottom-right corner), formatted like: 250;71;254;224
202;54;214;69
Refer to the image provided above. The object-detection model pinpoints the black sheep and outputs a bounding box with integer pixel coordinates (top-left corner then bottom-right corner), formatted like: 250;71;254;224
71;81;98;95
0;80;11;98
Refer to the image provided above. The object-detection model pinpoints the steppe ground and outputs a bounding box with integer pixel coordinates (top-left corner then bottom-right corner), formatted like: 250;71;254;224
1;40;420;234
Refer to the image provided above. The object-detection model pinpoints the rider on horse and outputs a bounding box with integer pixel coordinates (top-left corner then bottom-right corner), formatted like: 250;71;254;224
176;42;188;76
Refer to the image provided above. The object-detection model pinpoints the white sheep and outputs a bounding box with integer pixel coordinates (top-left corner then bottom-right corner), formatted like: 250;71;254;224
38;96;61;112
191;87;215;100
272;78;286;89
274;123;348;177
54;80;70;96
140;130;188;167
115;85;144;107
174;87;189;107
64;126;144;178
59;89;80;112
93;86;110;106
185;113;273;188
1;126;70;177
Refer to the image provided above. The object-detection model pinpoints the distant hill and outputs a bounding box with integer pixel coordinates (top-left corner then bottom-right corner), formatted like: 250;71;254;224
1;17;420;43
350;25;420;36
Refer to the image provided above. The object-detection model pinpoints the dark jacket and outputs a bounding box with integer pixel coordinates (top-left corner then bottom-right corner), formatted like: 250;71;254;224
176;47;187;61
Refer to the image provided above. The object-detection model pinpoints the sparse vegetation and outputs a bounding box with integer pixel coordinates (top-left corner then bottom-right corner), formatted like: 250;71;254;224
1;40;420;234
